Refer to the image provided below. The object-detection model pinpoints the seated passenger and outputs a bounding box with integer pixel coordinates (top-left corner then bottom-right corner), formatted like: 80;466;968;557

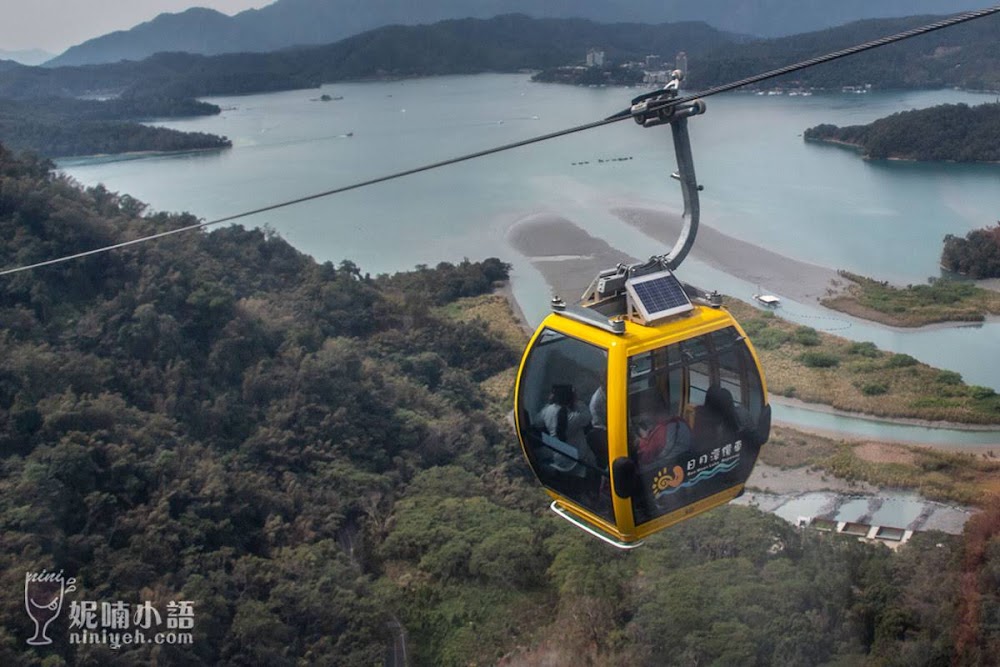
636;405;691;465
534;384;594;475
693;386;750;452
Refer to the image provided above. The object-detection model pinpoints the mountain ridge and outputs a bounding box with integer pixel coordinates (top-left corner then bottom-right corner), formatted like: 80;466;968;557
2;16;741;101
47;0;992;67
0;49;54;66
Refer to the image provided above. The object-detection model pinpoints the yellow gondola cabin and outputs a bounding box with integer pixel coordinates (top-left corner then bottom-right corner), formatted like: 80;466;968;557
514;274;771;548
514;85;770;547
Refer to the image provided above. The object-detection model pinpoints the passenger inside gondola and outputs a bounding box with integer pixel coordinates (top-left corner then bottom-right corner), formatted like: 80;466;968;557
534;384;594;480
516;329;614;520
633;393;691;465
587;374;609;468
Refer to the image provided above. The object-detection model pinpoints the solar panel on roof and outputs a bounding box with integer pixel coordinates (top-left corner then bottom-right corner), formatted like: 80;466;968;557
625;270;693;323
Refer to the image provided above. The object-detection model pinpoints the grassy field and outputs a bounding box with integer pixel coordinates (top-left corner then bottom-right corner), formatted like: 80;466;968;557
438;293;528;354
820;271;1000;326
762;426;1000;506
727;298;1000;424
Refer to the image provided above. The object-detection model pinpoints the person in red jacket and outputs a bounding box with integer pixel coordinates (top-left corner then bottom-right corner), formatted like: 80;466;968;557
636;405;691;466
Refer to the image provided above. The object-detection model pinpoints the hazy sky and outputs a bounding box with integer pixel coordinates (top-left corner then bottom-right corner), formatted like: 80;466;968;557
0;0;273;53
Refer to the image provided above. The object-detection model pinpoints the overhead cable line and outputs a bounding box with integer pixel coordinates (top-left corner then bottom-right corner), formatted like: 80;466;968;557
2;4;999;278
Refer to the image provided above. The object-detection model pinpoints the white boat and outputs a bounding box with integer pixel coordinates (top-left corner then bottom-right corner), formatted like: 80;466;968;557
753;293;781;307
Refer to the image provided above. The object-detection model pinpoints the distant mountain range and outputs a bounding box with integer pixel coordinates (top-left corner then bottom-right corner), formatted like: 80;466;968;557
5;11;1000;159
0;49;54;66
47;0;992;67
3;16;738;100
7;12;1000;103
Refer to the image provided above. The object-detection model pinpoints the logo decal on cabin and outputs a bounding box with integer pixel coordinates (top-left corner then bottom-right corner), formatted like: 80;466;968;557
651;441;744;499
652;466;685;494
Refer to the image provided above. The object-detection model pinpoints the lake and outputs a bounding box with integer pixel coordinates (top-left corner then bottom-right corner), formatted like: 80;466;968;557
57;74;1000;443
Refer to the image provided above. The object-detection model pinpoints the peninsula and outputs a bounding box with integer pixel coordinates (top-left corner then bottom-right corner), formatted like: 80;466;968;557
804;103;1000;162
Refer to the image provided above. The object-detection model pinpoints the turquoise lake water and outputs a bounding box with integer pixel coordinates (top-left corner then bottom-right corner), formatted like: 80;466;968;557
57;74;1000;444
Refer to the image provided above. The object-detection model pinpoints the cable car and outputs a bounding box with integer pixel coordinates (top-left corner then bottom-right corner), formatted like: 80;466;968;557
514;78;771;548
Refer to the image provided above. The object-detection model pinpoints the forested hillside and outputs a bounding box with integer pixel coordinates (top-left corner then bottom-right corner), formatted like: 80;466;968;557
804;103;1000;162
1;143;999;664
0;97;230;158
24;12;1000;101
6;11;1000;158
9;13;1000;105
0;16;734;158
49;0;985;67
690;13;1000;92
3;16;737;101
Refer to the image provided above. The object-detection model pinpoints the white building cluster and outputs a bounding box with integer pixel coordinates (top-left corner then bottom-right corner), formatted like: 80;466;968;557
586;49;605;67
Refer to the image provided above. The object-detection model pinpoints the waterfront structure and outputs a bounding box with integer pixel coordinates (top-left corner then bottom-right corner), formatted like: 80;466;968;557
676;51;688;76
586;49;605;67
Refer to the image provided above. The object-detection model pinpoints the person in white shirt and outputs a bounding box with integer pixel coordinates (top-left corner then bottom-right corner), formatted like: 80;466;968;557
534;384;593;476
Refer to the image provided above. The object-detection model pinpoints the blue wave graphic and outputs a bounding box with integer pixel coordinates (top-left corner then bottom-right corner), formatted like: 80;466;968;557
654;459;740;498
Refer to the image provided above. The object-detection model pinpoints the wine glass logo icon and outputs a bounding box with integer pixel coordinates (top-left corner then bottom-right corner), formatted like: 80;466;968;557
24;570;76;646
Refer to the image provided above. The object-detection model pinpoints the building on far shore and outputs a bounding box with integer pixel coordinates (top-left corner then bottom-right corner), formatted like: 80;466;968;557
644;70;672;85
586;49;605;68
675;51;688;76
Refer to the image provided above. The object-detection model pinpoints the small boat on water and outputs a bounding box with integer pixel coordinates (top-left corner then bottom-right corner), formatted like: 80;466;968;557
753;293;781;307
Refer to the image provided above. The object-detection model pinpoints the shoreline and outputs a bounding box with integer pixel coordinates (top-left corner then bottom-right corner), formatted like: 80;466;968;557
769;395;1000;435
495;281;532;336
54;145;230;166
805;136;1000;165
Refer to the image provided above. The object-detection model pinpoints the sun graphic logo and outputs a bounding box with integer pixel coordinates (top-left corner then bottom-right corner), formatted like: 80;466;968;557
652;466;685;494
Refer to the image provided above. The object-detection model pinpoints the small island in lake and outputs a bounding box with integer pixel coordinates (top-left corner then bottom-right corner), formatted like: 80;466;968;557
804;102;1000;162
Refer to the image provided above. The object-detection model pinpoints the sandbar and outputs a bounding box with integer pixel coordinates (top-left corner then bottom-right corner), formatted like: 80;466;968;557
507;207;842;307
610;205;842;304
507;212;635;302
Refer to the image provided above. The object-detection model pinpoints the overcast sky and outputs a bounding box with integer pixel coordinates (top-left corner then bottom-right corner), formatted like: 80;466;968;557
0;0;272;54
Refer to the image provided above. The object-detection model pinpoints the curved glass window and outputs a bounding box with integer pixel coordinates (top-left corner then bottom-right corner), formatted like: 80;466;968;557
517;329;612;521
628;326;764;525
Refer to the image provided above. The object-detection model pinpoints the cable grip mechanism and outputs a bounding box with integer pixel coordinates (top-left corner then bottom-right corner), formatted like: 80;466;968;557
573;72;708;318
628;71;707;271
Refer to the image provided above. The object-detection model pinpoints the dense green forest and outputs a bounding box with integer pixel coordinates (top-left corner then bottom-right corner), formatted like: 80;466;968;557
690;14;1000;91
804;103;1000;162
0;96;230;158
942;223;1000;278
1;143;999;665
